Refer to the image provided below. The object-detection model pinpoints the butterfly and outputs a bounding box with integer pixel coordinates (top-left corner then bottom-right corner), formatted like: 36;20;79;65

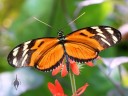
7;26;121;72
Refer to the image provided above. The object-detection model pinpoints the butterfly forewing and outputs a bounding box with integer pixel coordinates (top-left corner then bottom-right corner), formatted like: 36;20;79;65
7;38;64;71
65;26;121;62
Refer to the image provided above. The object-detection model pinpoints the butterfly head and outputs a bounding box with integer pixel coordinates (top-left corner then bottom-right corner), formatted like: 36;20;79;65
58;30;65;40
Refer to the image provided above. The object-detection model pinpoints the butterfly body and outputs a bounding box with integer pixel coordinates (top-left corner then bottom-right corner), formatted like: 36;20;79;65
7;26;121;71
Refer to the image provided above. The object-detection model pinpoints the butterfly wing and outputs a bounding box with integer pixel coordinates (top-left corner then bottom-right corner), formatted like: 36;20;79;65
7;38;64;71
65;26;121;62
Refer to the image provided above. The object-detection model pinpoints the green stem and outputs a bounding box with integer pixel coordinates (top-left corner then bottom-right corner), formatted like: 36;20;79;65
69;70;76;95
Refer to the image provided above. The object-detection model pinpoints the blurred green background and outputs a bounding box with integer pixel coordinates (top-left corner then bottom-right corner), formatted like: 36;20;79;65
0;0;128;96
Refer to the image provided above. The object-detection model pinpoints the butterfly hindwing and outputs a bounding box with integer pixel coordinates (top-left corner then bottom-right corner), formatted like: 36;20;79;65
7;38;64;71
65;26;121;62
65;42;99;62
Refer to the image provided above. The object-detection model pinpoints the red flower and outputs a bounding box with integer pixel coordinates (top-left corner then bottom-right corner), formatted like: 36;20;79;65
48;79;67;96
52;59;80;77
52;58;95;77
86;61;94;67
73;83;89;96
48;79;89;96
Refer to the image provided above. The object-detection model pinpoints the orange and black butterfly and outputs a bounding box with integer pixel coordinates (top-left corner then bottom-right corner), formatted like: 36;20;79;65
7;26;121;71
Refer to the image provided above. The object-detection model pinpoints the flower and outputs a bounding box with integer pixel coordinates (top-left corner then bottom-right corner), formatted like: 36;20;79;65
52;58;95;77
48;79;89;96
73;83;89;96
86;61;94;67
52;59;80;77
48;79;67;96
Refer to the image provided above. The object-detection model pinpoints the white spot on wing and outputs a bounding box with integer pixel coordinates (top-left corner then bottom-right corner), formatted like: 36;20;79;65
13;58;17;65
107;29;114;34
97;33;106;38
113;40;116;44
24;41;31;45
96;29;103;33
112;35;118;43
101;38;111;46
23;41;31;50
36;65;39;69
91;27;103;33
91;26;99;29
105;27;111;30
13;49;19;56
23;44;28;50
21;54;28;66
13;47;19;52
22;49;29;57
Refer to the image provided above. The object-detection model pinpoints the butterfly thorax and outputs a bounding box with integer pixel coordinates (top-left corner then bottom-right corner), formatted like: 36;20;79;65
58;30;65;41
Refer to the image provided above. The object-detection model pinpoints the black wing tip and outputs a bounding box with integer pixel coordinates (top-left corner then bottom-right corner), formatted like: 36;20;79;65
104;26;122;40
92;26;122;44
7;54;15;67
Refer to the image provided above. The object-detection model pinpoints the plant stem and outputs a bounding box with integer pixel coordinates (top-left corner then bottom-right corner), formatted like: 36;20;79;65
69;70;76;95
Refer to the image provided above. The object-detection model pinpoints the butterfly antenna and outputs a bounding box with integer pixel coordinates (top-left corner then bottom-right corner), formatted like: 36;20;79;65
60;12;85;30
33;17;53;28
68;12;85;26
